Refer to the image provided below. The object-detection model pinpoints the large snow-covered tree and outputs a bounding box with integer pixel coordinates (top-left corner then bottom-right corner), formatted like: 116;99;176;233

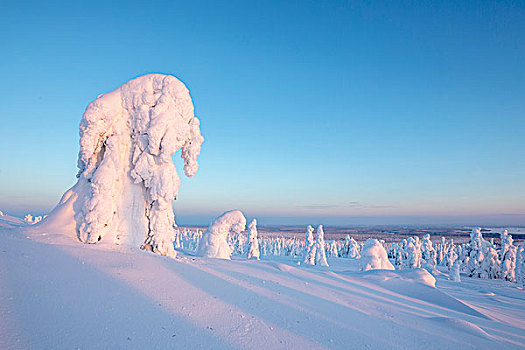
39;74;204;257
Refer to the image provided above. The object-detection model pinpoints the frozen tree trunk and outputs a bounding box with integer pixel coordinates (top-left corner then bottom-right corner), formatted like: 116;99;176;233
39;74;204;258
315;225;329;267
197;210;246;259
303;225;316;265
246;219;260;260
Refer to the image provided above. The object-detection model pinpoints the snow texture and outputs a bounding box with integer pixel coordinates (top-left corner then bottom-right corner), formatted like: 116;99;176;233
197;210;247;259
37;74;204;257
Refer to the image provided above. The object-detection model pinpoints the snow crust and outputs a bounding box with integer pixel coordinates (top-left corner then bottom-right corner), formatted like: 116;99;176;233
37;74;203;257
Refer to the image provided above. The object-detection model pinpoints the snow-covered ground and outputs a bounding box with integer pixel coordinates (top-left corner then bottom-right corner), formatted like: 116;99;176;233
1;223;523;349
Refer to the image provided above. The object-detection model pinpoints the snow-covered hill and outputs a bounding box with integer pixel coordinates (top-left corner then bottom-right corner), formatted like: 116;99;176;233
1;225;523;349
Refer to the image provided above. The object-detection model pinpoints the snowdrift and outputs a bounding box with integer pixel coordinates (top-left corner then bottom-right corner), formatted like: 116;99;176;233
1;227;524;349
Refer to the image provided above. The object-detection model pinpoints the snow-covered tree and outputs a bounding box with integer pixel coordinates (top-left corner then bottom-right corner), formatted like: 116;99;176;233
421;234;437;272
404;237;421;269
314;225;329;267
24;214;33;224
328;240;339;257
246;219;260;260
451;259;461;282
197;210;246;259
467;227;485;278
480;242;500;279
500;230;516;282
446;244;459;271
358;238;395;271
516;242;525;287
303;225;316;265
234;231;247;255
40;74;204;258
391;243;403;269
347;237;361;259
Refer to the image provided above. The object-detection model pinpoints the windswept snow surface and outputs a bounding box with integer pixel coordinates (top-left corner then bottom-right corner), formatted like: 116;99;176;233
1;226;524;349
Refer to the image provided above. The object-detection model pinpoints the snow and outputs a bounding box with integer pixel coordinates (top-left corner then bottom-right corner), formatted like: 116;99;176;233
246;219;260;260
197;210;247;259
1;225;524;349
358;238;395;271
36;74;203;257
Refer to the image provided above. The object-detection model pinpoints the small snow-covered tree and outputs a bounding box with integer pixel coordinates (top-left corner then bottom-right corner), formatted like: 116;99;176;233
404;237;421;269
234;231;247;255
246;219;260;260
421;234;437;272
391;243;403;269
446;244;459;271
303;225;316;265
197;210;246;259
480;242;500;279
516;242;525;287
451;259;461;282
347;237;361;259
314;225;329;267
358;238;395;271
500;230;516;282
24;214;34;224
467;227;485;278
328;240;339;257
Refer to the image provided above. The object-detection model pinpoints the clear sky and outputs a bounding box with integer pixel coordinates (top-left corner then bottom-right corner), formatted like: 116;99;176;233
0;1;524;225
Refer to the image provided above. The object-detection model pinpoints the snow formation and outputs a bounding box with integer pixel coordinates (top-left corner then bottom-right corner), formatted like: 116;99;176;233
314;225;329;267
358;238;395;271
197;210;247;259
303;225;315;265
38;74;204;257
246;219;260;260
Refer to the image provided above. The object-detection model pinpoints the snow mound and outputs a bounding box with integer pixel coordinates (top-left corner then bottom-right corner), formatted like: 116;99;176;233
427;317;493;339
34;74;204;257
360;268;436;288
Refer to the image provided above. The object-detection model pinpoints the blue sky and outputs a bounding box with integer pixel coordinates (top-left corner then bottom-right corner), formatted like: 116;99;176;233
0;1;524;225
